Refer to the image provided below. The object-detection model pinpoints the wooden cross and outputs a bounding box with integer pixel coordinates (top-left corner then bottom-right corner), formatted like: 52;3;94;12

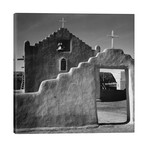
107;30;119;49
59;18;66;28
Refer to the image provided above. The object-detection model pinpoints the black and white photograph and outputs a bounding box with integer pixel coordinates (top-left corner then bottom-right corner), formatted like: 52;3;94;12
14;13;134;133
1;0;148;148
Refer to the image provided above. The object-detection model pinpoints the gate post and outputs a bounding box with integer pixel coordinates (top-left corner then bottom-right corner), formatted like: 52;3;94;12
125;68;130;123
126;66;134;124
94;66;100;101
128;65;134;124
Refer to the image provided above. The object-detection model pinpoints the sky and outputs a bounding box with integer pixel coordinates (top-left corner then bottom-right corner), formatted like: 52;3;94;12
14;13;134;71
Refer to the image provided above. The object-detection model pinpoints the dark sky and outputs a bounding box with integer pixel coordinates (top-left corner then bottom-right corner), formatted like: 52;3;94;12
14;13;134;71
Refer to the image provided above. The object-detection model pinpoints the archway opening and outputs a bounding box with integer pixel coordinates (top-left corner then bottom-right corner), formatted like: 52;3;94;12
95;67;129;124
57;39;70;52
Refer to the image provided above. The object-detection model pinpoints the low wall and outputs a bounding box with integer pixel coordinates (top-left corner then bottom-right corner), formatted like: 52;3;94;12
14;48;134;130
14;63;98;129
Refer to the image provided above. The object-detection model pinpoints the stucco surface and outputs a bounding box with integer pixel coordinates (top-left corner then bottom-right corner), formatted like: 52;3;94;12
15;63;98;129
15;48;134;129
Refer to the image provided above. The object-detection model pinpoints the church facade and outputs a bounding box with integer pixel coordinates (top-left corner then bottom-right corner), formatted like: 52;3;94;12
24;28;99;92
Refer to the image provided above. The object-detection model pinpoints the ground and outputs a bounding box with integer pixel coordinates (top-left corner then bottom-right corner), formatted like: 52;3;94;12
15;100;134;133
97;100;127;124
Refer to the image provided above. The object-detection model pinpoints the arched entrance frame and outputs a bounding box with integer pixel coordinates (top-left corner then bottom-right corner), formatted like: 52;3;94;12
94;64;134;124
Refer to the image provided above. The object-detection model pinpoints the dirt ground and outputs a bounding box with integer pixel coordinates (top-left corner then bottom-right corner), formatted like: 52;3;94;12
97;100;127;124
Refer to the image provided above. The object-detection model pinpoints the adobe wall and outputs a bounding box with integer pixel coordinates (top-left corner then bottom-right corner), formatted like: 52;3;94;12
15;48;134;130
15;62;98;129
25;28;96;92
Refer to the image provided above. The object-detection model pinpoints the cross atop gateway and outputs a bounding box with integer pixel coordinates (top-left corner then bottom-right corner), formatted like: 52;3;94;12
107;30;119;49
59;18;66;28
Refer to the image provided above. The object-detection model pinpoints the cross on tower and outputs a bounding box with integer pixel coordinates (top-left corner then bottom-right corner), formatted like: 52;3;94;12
59;18;66;28
107;30;119;49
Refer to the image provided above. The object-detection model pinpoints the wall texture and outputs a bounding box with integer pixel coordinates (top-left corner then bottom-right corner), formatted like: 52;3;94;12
25;28;96;92
15;48;134;130
15;62;98;129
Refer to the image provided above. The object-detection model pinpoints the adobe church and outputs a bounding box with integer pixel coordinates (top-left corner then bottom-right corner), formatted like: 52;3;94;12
24;27;100;92
15;17;134;132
